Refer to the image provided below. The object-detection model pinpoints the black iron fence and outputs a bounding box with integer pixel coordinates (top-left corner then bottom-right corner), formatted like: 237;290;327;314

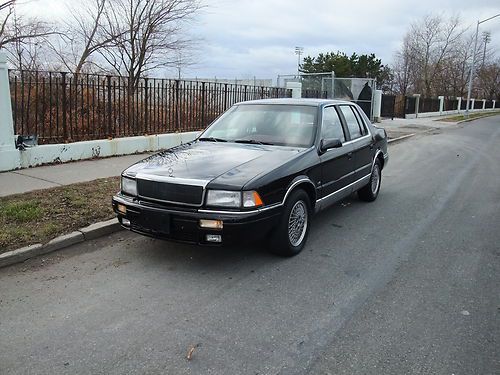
381;94;499;119
9;70;291;144
444;98;458;111
473;100;483;110
419;98;440;113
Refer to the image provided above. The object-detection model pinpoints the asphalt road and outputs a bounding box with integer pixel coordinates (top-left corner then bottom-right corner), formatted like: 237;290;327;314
1;116;499;375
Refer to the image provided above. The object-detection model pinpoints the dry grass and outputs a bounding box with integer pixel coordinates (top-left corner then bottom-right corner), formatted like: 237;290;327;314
439;111;500;122
0;177;120;254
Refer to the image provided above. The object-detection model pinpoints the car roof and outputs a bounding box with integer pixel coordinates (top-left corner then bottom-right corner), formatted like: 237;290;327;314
234;98;355;107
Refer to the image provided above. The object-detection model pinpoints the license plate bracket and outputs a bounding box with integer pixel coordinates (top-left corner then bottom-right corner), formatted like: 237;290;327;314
140;211;170;234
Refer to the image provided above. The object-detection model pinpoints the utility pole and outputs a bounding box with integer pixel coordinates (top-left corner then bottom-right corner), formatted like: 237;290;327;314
295;46;304;77
481;31;491;68
465;13;500;118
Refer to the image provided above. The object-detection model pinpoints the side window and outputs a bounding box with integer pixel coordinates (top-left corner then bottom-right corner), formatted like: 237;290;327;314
339;105;362;140
351;106;368;136
321;107;345;142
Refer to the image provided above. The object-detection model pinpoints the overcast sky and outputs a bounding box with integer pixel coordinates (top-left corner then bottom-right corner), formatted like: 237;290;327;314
21;0;500;80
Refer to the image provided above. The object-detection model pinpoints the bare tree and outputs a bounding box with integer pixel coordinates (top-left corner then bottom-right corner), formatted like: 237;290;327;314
392;14;473;97
101;0;201;91
50;0;122;74
1;0;57;70
477;59;500;100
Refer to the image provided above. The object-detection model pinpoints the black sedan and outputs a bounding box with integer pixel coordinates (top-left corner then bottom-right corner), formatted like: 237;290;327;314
112;99;388;256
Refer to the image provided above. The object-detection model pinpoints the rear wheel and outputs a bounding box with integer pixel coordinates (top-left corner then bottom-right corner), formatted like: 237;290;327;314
268;189;311;257
358;159;382;202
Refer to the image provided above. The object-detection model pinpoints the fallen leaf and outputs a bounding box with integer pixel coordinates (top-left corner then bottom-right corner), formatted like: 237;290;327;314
187;346;196;360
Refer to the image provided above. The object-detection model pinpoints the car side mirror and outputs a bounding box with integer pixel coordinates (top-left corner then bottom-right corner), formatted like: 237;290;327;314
320;138;342;153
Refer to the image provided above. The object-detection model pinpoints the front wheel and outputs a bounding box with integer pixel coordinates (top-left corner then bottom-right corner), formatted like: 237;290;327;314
268;189;311;257
358;159;382;202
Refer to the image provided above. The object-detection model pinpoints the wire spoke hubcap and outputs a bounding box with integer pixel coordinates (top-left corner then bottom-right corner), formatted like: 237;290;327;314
371;165;380;194
288;200;308;247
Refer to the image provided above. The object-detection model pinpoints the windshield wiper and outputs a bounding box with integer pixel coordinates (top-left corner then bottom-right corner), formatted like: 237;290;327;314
198;137;227;142
233;139;274;146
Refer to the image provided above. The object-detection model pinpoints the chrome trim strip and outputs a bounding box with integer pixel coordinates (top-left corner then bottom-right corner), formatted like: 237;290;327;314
198;203;282;216
356;163;372;173
342;133;371;146
135;173;210;187
372;149;383;171
316;174;371;203
283;178;316;203
137;194;204;208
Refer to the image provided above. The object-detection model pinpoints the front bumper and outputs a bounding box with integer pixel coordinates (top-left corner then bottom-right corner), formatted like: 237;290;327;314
112;194;282;245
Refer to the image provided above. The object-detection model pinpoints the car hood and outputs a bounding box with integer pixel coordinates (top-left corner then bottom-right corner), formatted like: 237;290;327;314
124;141;305;189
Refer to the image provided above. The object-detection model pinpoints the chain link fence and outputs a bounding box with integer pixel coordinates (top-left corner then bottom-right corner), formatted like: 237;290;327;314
277;73;376;119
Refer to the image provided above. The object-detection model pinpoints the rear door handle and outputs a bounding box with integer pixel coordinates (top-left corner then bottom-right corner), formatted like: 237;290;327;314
347;152;353;159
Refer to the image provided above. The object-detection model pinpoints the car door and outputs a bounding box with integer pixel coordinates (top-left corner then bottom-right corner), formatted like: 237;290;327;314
317;105;356;209
337;105;373;181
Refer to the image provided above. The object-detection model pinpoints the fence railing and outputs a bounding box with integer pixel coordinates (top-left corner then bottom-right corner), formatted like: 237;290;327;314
381;94;499;118
9;70;291;144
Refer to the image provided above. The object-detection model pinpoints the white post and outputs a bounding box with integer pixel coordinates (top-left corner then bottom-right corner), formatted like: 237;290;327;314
438;95;445;114
0;52;15;152
471;99;475;111
0;52;19;172
456;97;462;113
482;99;486;110
414;94;420;118
373;89;382;122
493;100;496;109
286;81;302;99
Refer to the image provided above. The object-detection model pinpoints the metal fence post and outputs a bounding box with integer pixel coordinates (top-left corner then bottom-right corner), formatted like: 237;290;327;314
224;83;228;109
175;80;180;131
107;75;112;137
61;72;68;141
144;77;149;134
201;82;205;127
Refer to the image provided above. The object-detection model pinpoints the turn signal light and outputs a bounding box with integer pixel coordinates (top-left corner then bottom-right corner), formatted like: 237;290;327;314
243;191;264;207
253;191;263;206
199;219;224;229
117;204;127;214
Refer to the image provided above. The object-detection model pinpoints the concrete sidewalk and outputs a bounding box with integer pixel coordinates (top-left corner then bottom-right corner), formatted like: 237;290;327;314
0;114;465;198
0;153;151;197
380;115;461;139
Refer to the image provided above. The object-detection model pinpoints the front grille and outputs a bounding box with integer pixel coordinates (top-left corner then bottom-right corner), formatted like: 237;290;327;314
137;179;204;206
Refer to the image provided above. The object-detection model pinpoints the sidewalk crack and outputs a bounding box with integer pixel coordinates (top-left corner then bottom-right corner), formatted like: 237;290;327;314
10;171;63;186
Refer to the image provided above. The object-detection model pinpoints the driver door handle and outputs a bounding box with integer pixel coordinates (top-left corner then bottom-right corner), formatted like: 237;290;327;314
347;152;353;159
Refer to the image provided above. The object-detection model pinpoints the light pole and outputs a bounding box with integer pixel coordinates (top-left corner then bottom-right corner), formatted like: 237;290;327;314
295;46;304;77
465;13;500;117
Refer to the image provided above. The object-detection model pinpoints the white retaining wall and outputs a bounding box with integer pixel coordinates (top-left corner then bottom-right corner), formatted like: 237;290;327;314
406;106;498;119
0;132;200;172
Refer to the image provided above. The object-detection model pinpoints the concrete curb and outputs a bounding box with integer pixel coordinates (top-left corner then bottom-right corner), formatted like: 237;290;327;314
388;133;416;144
0;219;121;269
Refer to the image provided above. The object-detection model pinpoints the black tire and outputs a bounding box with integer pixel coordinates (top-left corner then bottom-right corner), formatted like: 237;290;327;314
268;189;311;257
358;159;382;202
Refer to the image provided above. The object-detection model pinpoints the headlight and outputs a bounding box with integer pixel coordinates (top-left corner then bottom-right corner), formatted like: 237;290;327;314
121;176;137;196
206;190;241;207
206;190;264;208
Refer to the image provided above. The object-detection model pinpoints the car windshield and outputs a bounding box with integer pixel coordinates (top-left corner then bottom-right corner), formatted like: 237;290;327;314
200;104;318;147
